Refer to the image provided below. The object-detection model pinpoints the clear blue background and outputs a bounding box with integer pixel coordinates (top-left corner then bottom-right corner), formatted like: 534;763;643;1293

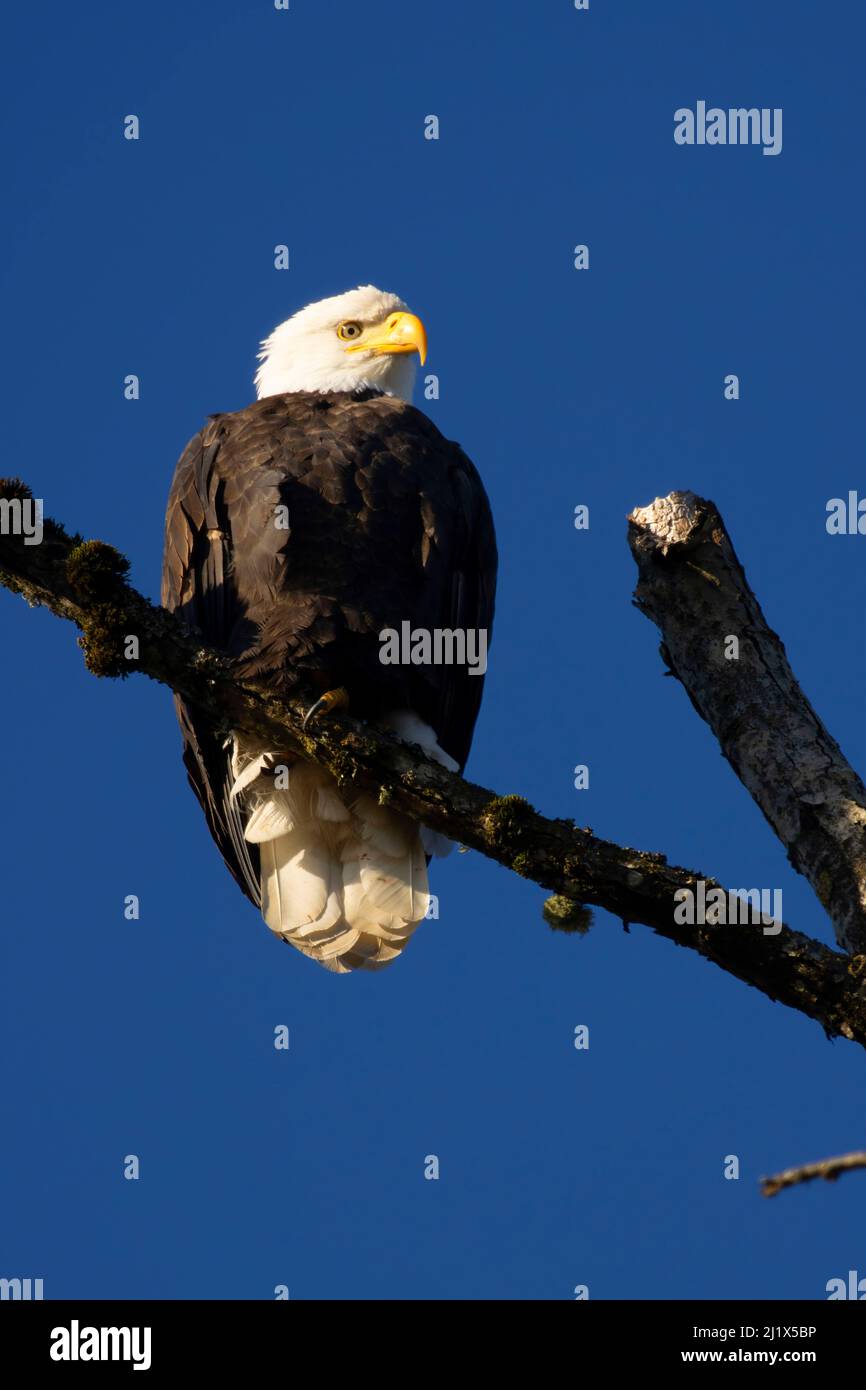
2;0;864;1300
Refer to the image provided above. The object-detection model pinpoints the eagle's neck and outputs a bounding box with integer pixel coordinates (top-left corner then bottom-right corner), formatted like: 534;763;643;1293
255;354;418;403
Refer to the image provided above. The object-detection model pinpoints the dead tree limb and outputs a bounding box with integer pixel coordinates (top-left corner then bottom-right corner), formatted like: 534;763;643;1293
629;491;866;955
2;479;866;1050
761;1151;866;1198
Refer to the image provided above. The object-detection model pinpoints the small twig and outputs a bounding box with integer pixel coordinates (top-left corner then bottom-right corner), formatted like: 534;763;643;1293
761;1151;866;1198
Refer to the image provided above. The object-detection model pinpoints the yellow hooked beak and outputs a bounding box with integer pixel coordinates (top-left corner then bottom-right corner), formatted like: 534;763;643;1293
344;311;428;366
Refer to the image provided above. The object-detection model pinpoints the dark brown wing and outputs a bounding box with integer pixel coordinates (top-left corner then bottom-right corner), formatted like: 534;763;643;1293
409;440;497;769
358;404;497;769
161;425;266;906
161;389;497;898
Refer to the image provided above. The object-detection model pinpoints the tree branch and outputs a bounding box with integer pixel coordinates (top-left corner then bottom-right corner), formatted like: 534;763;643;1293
761;1151;866;1198
3;479;866;1050
629;491;866;955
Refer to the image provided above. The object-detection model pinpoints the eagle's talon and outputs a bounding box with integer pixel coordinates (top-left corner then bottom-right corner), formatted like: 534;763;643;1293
302;687;350;731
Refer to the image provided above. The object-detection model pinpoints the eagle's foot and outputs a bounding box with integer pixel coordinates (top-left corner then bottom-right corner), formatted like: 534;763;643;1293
302;687;350;732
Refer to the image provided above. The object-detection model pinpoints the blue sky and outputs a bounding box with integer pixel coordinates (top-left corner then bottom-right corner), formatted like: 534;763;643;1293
2;0;865;1299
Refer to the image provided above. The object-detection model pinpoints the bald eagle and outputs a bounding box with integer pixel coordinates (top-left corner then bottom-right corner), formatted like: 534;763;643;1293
162;286;497;972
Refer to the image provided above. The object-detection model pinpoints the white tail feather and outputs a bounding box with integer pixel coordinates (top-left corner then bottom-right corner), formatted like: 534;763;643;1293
232;715;453;973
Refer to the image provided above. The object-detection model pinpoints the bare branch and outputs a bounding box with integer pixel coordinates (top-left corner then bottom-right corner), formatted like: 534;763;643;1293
761;1151;866;1198
3;480;866;1049
629;491;866;955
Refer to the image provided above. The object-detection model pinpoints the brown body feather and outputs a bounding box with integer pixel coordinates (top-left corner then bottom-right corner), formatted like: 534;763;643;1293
161;389;497;914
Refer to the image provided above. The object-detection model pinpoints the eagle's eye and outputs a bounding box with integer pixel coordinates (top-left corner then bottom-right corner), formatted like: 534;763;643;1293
337;321;363;341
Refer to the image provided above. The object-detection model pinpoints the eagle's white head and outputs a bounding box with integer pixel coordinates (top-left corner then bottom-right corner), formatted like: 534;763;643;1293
254;285;427;402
